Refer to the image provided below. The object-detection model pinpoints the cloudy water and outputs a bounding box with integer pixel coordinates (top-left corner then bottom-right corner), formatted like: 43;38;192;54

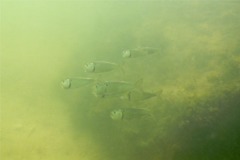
1;1;240;160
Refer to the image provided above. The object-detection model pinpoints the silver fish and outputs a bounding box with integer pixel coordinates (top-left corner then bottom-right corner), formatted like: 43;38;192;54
122;47;159;58
93;80;140;98
110;108;153;121
84;61;118;73
120;89;159;101
61;77;95;89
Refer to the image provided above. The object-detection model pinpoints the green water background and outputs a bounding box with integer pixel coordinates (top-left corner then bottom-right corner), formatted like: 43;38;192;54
1;1;240;160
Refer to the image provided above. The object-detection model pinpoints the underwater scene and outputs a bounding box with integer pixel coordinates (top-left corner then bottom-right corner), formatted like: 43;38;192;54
1;1;240;160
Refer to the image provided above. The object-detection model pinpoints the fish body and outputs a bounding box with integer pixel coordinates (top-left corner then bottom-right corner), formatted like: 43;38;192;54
84;61;118;73
61;77;95;89
122;47;159;58
110;108;153;121
120;90;157;101
93;80;136;98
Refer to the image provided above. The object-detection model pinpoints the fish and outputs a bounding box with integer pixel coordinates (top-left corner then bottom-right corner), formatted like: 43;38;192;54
84;61;118;73
120;89;160;101
110;107;153;121
61;77;95;89
93;80;142;98
122;47;159;58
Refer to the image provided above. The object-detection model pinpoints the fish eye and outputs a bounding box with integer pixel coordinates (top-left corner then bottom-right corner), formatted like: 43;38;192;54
84;62;95;72
61;78;71;89
122;50;131;58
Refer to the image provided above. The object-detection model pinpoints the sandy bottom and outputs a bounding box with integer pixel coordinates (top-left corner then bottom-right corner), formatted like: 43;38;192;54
1;94;105;160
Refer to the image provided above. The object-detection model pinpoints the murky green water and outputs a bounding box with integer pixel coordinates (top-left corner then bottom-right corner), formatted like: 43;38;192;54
1;1;240;160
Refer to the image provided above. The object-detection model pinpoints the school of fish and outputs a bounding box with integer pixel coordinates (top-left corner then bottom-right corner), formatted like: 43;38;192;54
61;47;160;121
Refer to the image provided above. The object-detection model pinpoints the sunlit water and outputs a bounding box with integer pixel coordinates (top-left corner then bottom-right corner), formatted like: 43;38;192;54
1;1;240;160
